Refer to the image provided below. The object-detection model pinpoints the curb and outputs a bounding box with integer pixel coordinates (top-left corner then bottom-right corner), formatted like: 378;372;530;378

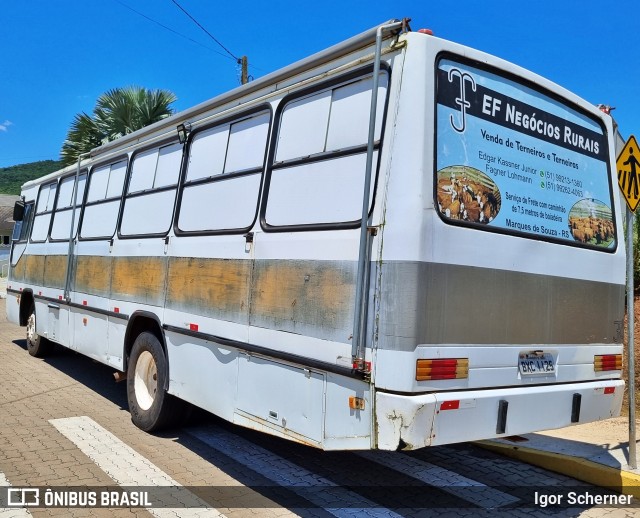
477;440;640;499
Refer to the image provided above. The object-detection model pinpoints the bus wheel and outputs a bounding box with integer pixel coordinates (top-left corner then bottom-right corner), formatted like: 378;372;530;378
127;332;181;432
26;303;52;357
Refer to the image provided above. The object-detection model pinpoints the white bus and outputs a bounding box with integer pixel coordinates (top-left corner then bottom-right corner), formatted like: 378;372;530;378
7;19;625;450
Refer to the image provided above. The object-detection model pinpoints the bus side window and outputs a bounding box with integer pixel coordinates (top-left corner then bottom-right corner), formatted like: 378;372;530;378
81;160;127;240
264;71;388;228
120;142;182;237
177;110;270;234
30;182;58;242
50;172;87;241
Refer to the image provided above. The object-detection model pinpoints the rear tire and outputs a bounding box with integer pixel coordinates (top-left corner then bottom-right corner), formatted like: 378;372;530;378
127;331;183;431
26;302;52;357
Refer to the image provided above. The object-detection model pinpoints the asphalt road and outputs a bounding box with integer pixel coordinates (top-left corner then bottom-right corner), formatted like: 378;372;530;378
0;298;635;517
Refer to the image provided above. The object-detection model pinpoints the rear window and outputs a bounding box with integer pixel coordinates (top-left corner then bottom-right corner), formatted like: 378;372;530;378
435;55;615;251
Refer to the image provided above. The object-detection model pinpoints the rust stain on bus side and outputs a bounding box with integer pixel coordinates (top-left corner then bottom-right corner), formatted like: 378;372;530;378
43;255;67;289
250;260;356;341
111;256;167;305
11;254;26;282
166;257;251;320
75;256;112;297
24;254;45;286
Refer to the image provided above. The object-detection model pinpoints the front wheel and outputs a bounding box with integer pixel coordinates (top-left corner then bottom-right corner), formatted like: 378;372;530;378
127;331;183;431
26;303;52;357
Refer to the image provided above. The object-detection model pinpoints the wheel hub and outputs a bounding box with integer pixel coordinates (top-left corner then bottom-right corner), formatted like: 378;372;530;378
134;351;158;411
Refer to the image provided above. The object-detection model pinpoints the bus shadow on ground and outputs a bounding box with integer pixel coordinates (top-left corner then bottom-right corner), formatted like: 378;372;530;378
12;338;130;410
11;337;221;429
11;337;219;428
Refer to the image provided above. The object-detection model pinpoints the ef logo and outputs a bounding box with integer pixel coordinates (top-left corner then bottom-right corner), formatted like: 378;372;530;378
448;68;476;133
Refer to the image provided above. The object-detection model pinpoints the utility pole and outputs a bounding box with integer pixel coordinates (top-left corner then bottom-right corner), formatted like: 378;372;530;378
240;56;248;85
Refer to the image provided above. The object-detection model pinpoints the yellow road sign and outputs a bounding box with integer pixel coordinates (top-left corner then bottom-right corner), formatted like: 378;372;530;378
618;135;640;212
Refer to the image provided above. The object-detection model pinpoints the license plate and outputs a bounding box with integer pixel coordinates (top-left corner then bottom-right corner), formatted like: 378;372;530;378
518;352;556;376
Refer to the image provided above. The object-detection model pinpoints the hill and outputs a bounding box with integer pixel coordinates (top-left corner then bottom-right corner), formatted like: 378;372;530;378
0;160;63;195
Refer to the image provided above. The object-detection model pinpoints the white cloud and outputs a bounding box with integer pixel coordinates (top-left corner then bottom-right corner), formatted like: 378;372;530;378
0;120;13;132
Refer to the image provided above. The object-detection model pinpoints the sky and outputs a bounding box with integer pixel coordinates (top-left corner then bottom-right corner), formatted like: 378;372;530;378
1;0;638;169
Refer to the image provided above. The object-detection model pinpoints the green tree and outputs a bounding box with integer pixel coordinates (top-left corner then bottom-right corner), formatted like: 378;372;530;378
61;86;177;166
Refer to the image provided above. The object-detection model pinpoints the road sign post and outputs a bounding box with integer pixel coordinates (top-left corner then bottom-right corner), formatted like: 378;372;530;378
617;135;639;470
627;208;636;470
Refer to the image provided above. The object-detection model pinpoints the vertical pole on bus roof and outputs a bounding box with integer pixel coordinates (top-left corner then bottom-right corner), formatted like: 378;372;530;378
63;152;89;301
351;19;405;365
627;207;637;469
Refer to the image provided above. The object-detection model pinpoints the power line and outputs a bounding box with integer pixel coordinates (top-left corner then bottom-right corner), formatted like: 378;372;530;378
169;0;254;84
112;0;236;62
114;0;259;82
170;0;239;62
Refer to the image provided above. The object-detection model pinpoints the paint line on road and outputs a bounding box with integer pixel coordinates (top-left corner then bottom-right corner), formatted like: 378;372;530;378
190;425;406;517
358;450;519;508
50;416;224;517
0;471;34;517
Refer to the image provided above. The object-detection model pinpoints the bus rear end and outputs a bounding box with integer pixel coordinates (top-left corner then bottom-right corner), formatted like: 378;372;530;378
372;31;624;450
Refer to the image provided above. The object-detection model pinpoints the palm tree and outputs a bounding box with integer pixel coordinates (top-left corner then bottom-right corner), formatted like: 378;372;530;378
59;112;103;166
61;86;177;165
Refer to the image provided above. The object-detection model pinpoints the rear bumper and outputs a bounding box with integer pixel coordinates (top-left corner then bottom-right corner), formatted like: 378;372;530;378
375;379;624;450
